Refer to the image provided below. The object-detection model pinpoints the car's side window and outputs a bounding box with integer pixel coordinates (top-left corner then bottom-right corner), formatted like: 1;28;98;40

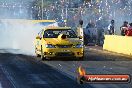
38;30;43;39
40;30;43;38
38;31;41;36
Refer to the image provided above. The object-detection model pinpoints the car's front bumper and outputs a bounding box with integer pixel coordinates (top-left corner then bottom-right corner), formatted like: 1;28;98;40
42;48;84;58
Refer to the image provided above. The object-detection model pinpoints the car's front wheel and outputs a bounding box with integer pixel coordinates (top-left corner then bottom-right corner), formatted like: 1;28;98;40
41;47;46;60
35;48;40;57
36;53;40;57
40;47;51;61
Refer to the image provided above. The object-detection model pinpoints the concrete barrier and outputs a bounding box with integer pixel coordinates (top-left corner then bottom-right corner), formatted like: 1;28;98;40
103;35;132;56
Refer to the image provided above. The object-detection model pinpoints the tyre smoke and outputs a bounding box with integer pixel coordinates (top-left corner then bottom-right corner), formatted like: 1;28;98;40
0;19;43;55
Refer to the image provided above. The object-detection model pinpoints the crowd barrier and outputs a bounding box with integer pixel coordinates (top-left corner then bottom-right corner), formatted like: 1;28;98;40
103;35;132;56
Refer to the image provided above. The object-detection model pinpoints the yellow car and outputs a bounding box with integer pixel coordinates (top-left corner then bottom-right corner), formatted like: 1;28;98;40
34;27;84;60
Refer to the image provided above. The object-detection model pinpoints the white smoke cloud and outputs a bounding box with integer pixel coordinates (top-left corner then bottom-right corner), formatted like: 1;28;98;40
0;0;60;56
0;19;43;55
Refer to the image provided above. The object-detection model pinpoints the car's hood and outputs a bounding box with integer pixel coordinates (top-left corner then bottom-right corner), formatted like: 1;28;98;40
44;38;81;45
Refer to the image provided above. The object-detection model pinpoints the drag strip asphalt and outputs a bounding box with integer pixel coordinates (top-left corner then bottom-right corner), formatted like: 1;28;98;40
0;47;132;88
0;53;91;88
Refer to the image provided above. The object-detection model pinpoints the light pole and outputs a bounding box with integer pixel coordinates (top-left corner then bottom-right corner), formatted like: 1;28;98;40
66;7;68;20
42;0;43;20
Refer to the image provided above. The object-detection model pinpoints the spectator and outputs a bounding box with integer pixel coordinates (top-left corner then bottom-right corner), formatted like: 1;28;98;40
128;23;132;30
120;21;128;36
77;20;84;42
85;20;96;43
108;20;115;35
96;19;104;45
126;23;132;36
86;20;95;29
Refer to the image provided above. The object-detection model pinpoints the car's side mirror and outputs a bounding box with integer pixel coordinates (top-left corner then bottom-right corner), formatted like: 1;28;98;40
36;36;40;39
79;36;83;39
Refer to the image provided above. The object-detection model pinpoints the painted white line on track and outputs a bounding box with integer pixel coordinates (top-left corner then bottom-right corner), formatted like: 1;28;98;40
1;66;17;88
0;82;2;88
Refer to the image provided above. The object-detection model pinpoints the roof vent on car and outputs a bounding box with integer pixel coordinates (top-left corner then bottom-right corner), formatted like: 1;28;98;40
61;34;67;39
58;34;67;40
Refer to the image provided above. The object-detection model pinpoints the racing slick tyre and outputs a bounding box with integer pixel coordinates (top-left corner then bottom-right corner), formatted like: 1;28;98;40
41;46;46;61
40;46;51;61
36;53;40;57
41;51;45;61
35;47;40;57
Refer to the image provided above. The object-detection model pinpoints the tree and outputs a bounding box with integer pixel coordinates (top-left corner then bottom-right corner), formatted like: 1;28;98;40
31;0;55;19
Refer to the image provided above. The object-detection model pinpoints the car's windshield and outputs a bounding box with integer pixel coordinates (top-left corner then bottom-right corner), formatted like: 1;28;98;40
43;29;78;38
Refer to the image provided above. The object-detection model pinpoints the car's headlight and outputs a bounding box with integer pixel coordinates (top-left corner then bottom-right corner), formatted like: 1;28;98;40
74;44;83;48
45;44;56;48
